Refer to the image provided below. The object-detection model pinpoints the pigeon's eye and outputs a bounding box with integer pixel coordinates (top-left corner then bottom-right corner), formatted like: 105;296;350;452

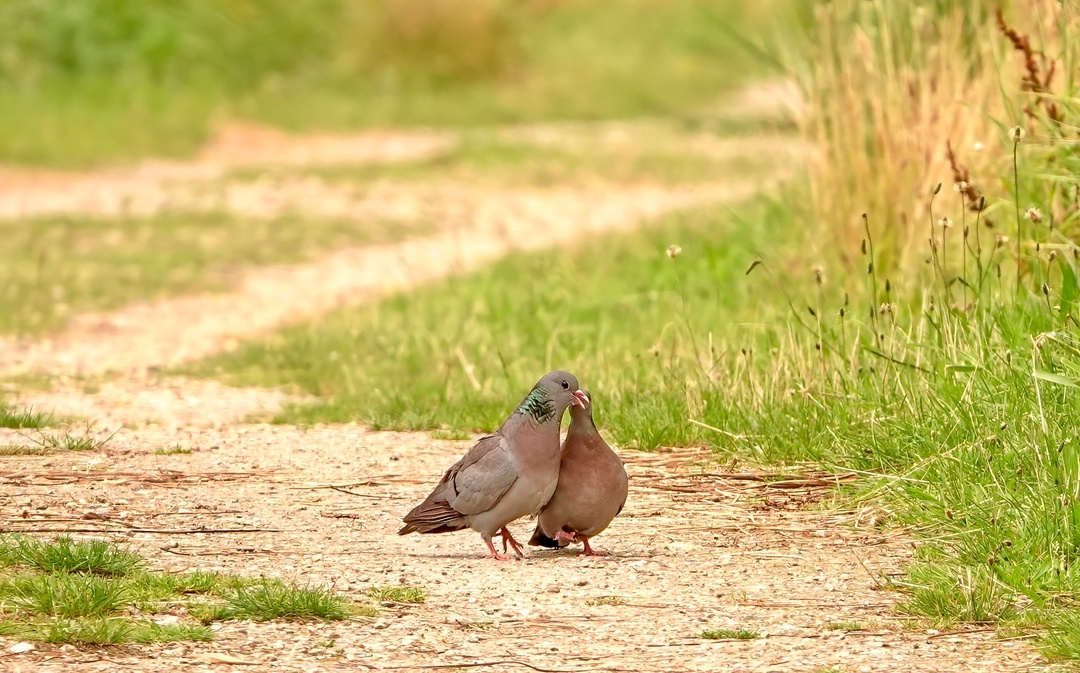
561;380;570;390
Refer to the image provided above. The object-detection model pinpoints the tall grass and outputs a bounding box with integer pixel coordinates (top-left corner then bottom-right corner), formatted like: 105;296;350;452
772;0;1080;657
783;0;1078;271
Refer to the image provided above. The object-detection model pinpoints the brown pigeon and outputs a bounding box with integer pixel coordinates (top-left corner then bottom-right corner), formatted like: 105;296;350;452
399;370;587;560
529;390;627;556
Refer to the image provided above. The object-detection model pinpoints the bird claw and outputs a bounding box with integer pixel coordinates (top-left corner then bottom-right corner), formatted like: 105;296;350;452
486;534;521;561
498;527;525;558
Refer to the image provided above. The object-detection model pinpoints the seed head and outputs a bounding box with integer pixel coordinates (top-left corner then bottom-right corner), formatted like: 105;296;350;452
813;267;824;285
938;216;952;228
1010;125;1025;142
666;244;682;259
1026;207;1043;223
996;235;1009;249
954;181;969;193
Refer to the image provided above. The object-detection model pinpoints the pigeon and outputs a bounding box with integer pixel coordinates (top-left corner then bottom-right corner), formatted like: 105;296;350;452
399;370;587;560
528;391;627;556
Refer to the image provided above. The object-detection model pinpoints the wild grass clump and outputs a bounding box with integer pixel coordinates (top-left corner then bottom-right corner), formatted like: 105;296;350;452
366;585;426;604
213;580;353;622
0;535;358;644
0;401;50;429
0;535;143;576
783;0;1077;271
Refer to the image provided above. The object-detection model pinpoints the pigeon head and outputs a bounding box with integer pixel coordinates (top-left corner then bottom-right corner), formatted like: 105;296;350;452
516;370;586;423
569;389;594;422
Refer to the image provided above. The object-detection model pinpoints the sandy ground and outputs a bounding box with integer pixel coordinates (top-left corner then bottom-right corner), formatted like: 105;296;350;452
0;404;1053;673
0;82;1057;671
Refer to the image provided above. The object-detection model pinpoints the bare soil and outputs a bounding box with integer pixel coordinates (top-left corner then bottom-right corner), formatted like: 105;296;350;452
0;410;1052;672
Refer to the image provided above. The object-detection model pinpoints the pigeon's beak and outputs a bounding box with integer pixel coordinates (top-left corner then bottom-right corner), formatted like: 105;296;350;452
571;390;589;408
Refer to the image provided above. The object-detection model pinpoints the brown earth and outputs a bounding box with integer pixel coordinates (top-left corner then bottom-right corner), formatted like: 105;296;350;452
0;403;1052;673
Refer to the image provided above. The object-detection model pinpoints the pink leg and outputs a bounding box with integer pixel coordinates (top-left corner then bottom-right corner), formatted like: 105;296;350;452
483;537;514;561
580;538;608;557
498;527;525;558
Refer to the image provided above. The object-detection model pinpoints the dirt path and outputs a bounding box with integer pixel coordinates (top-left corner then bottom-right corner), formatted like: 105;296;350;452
0;417;1051;672
0;179;773;376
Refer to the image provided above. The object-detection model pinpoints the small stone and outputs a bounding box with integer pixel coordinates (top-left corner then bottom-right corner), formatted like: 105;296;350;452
546;586;560;594
9;642;34;654
154;615;180;626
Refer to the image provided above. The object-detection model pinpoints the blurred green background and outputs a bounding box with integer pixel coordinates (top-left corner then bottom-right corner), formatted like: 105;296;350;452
0;0;785;166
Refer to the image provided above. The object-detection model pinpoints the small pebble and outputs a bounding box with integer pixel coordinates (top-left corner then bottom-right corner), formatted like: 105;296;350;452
9;643;34;654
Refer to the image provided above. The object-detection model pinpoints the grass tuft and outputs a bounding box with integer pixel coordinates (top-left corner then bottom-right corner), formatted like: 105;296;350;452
585;596;626;606
212;580;352;622
155;444;193;455
365;585;426;604
897;565;1016;626
0;402;51;429
0;535;143;577
0;536;352;644
1;574;131;618
701;628;758;640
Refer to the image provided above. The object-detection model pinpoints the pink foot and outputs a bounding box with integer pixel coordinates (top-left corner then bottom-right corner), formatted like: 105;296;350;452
498;527;525;558
581;538;608;557
484;538;515;561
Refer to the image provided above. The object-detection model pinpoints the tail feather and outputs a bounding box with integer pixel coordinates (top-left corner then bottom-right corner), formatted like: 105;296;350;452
399;499;467;535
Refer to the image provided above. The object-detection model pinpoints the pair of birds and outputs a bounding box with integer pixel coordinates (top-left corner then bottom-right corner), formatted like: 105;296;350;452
398;371;628;560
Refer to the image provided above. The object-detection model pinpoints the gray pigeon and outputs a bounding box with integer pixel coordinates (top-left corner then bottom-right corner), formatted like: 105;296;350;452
399;370;586;560
528;391;627;556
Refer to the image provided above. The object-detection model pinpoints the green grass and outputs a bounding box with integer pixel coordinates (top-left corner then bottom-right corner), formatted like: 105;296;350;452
34;428;111;452
701;628;758;640
185;200;781;445
0;444;50;457
2;573;132;618
154;444;192;455
205;580;356;622
365;585;426;604
824;620;866;631
0;536;143;576
0;402;51;429
0;617;214;645
0;535;359;644
0;0;789;167
0;210;429;336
